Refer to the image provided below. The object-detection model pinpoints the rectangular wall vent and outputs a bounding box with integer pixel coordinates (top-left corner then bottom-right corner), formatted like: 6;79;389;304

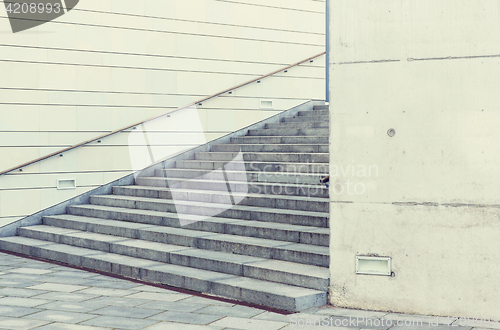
356;256;391;276
260;100;273;109
57;179;77;190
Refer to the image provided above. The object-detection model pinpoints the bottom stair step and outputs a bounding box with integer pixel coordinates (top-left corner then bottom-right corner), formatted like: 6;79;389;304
0;236;327;312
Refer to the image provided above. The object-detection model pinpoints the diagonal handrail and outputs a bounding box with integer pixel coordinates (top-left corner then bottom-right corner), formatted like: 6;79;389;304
0;51;326;177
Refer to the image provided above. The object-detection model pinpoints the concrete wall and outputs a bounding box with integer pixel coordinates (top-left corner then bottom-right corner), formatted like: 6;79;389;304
0;0;325;224
329;0;500;318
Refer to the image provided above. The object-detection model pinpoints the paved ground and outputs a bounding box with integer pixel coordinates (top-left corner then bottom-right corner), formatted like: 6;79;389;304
0;252;496;330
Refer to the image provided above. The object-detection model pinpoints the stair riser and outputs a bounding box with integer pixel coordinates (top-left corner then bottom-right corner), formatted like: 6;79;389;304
313;105;329;111
113;187;329;212
174;161;329;174
155;169;326;185
247;128;329;137
283;115;329;123
298;110;329;116
211;144;329;153
231;136;329;144
89;196;329;228
265;122;329;130
32;219;327;267
136;178;329;198
194;152;329;163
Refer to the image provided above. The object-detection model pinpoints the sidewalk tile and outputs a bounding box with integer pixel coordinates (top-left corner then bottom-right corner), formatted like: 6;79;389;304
35;323;112;330
144;323;223;330
0;305;42;317
139;301;209;312
209;316;288;330
125;291;191;302
81;316;158;329
91;306;161;319
84;296;151;307
0;297;50;307
0;316;50;329
37;300;109;313
5;267;55;275
195;305;264;318
148;311;223;324
315;307;389;319
80;279;141;290
77;287;133;297
23;310;99;323
0;287;47;297
34;292;100;302
27;283;88;293
176;296;235;306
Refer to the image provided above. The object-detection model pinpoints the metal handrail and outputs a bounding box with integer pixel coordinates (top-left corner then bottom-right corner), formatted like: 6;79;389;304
0;51;326;177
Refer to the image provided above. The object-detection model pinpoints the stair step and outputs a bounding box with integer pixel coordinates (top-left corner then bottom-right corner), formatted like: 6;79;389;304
7;227;328;290
0;236;326;311
136;177;329;198
194;152;329;163
313;105;329;111
265;122;329;129
283;115;329;123
174;160;329;174
113;186;329;212
154;168;326;185
230;136;328;144
88;195;329;229
211;144;329;153
247;128;329;137
22;221;330;267
62;205;328;245
298;110;329;116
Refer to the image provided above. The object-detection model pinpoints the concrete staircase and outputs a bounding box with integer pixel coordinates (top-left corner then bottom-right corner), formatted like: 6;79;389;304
0;104;330;312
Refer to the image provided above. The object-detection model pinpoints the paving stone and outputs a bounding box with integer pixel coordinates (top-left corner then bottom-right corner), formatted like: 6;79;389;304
139;301;209;312
148;311;224;324
0;316;51;329
143;323;223;330
0;305;42;317
34;292;100;302
315;307;389;319
77;287;133;297
125;291;192;302
0;296;51;307
0;287;47;297
195;305;265;318
84;296;151;307
176;296;235;307
0;279;33;288
383;313;456;325
251;311;295;323
81;316;158;329
27;283;88;293
35;323;112;330
391;326;471;330
5;267;55;275
24;309;99;323
452;319;500;329
129;285;178;293
38;300;109;313
209;316;288;330
79;279;141;289
91;305;161;319
49;271;99;278
38;276;97;285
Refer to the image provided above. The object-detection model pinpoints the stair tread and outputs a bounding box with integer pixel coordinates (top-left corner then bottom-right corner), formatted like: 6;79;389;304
41;215;330;256
63;206;329;234
0;236;325;298
117;185;329;202
92;194;329;218
140;176;328;188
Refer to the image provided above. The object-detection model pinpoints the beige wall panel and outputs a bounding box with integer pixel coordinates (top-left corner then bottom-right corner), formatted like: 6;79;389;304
0;0;325;224
0;189;40;218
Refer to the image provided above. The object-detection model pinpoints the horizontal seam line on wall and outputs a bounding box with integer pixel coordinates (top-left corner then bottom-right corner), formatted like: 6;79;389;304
0;103;318;108
69;8;325;35
205;0;324;14
0;59;325;77
0;16;323;47
0;44;325;68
